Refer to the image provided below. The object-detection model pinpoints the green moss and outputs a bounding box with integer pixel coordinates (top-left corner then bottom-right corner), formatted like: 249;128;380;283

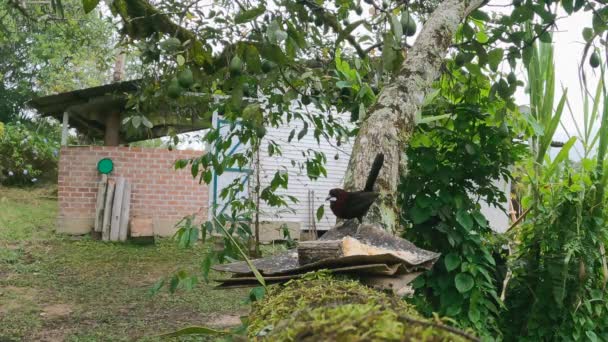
248;271;473;341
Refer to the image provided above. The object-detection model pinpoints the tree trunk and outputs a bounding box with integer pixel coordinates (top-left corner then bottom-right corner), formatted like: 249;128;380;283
343;0;485;234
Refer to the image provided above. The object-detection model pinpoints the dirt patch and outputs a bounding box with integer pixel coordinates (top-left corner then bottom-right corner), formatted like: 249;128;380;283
40;304;73;319
207;314;244;328
0;286;37;314
30;328;68;342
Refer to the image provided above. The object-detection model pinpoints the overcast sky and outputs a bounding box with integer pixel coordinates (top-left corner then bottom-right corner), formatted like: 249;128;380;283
488;1;600;159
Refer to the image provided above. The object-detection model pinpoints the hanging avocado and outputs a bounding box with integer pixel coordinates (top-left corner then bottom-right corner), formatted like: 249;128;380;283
167;78;182;99
507;72;517;84
454;53;468;67
229;56;243;76
261;60;275;73
590;52;600;68
401;11;417;37
177;68;194;88
256;125;267;138
301;95;312;105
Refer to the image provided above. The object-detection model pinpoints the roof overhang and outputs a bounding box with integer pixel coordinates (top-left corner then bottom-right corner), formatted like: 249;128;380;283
27;80;212;143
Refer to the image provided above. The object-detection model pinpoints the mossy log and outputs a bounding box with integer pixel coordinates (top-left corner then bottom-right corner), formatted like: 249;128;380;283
248;272;479;341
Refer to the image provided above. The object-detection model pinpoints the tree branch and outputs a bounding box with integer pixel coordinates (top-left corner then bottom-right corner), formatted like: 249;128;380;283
300;0;368;58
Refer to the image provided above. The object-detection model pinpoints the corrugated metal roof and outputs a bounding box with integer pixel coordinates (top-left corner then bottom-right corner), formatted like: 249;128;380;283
28;80;140;119
26;80;212;143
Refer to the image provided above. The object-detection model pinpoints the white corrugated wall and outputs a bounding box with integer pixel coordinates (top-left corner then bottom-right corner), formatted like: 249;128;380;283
256;112;353;231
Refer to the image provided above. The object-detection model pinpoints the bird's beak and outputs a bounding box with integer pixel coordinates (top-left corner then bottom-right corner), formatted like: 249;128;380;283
325;196;337;202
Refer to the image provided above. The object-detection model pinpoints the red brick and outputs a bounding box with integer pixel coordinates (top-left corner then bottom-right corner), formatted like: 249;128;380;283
58;146;208;224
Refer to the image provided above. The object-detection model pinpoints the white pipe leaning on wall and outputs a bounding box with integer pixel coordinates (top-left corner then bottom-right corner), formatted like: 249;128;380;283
61;111;69;146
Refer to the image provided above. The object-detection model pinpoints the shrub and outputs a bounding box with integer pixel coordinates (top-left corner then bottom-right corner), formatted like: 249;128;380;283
0;120;60;185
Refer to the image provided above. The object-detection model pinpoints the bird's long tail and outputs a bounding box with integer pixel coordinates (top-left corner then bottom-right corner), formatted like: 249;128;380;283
364;153;384;192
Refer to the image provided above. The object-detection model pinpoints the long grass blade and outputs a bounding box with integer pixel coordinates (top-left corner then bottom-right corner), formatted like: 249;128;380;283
544;137;577;181
213;217;267;289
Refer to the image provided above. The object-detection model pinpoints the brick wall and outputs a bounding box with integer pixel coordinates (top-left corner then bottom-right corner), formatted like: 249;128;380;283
57;146;208;236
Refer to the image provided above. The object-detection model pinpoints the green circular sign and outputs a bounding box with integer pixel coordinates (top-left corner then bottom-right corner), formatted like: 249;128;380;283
97;158;114;174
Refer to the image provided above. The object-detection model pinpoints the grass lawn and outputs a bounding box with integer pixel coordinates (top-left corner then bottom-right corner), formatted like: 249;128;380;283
0;186;248;341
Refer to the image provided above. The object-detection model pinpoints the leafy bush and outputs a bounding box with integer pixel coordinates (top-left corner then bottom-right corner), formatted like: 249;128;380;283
503;158;608;341
0;120;60;185
400;58;526;337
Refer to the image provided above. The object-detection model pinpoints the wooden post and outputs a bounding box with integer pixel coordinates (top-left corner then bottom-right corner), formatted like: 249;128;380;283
61;112;69;146
110;177;125;241
94;174;109;232
104;112;121;146
118;181;131;242
102;180;116;241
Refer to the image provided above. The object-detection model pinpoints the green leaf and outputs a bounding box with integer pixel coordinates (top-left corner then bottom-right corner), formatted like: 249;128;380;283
468;306;481;323
177;54;185;66
169;275;179;293
297;126;308;140
586;331;598;342
382;34;396;72
456;210;474;230
316;205;324;221
142;116;153;128
487;48;503;72
455;273;475;293
201;254;212;282
149;278;165;295
175;159;188;169
288;129;295;142
562;0;574;14
189;227;199;246
132;116;142;128
410;206;432;224
191;160;199;178
259;44;287;65
248;286;266;302
539;31;552;43
390;14;402;40
475;30;489;44
470;10;490;22
444;253;461;272
159;326;229;338
234;6;265;24
82;0;100;14
538;91;568;163
472;211;487;228
203;170;212;184
544;137;577;180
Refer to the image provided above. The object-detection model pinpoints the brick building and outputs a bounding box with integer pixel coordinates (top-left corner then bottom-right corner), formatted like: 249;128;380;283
57;146;208;235
29;81;211;236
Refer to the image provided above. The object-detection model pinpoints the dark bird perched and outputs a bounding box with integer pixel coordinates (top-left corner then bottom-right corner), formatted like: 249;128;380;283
326;153;385;223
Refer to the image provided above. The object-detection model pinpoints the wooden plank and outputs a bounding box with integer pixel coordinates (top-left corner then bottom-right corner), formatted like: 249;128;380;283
118;180;131;242
101;180;116;241
110;177;125;241
93;174;108;232
298;240;344;266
